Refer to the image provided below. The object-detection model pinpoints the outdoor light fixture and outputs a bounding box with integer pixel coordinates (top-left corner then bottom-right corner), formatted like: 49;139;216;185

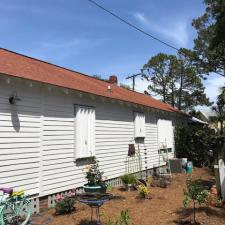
9;93;21;104
107;85;112;92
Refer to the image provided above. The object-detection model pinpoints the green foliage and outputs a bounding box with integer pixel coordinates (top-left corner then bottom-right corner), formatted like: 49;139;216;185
191;0;225;76
212;88;225;134
137;185;149;198
146;176;153;187
142;52;211;110
183;177;209;207
175;125;216;167
85;157;104;185
183;177;210;223
104;210;133;225
55;196;76;215
120;174;137;185
120;83;131;90
106;184;114;192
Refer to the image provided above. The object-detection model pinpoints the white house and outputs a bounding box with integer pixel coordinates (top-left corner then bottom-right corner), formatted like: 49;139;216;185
0;48;188;211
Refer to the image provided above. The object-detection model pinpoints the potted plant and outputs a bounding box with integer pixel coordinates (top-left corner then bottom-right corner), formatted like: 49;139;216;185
120;173;137;191
84;157;107;193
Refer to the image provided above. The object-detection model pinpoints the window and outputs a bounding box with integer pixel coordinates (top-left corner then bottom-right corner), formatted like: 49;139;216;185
157;119;173;149
134;112;145;138
75;105;95;159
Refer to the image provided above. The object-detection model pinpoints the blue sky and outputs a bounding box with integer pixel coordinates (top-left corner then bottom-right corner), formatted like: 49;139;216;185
0;0;223;105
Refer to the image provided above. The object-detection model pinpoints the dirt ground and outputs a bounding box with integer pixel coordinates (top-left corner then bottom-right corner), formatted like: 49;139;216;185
30;168;225;225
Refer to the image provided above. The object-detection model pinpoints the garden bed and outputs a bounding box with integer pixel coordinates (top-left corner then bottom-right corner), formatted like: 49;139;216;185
30;168;225;225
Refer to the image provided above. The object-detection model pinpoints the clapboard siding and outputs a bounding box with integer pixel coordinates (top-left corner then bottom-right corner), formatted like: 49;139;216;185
0;75;181;197
41;89;76;195
0;78;41;195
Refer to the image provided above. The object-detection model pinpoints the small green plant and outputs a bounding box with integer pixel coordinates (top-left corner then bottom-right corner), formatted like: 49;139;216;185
104;209;133;225
146;176;152;187
183;177;209;224
120;174;137;185
106;184;114;192
137;185;149;198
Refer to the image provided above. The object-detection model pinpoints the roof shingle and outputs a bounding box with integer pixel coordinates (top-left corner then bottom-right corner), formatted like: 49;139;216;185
0;48;185;115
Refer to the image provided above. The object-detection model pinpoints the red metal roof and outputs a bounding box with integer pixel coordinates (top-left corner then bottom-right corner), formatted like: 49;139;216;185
0;48;185;115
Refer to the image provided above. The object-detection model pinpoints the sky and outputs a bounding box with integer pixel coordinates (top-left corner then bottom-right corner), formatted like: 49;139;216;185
0;0;224;108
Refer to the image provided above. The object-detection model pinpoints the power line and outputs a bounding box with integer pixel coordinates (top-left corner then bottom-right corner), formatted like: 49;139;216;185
126;73;142;91
87;0;224;77
87;0;179;51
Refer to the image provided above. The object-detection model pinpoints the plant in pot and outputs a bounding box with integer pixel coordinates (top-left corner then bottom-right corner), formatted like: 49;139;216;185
84;157;107;193
120;173;137;191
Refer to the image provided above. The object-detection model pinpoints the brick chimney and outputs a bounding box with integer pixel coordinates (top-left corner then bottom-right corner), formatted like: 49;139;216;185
109;75;118;85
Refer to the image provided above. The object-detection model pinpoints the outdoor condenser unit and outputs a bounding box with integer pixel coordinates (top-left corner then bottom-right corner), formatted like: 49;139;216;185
169;158;183;173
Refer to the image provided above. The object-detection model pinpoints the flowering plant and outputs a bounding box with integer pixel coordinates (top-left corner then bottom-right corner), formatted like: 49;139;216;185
85;157;104;185
55;189;76;214
137;185;149;198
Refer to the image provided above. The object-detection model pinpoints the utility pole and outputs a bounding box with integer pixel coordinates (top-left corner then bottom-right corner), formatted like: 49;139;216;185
126;73;142;91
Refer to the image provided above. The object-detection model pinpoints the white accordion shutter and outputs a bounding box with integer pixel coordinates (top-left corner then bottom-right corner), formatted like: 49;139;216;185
157;119;173;149
75;105;95;159
134;112;145;138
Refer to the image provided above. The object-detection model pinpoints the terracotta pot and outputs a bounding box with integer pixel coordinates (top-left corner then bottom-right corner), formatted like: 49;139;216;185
210;185;217;195
125;184;132;191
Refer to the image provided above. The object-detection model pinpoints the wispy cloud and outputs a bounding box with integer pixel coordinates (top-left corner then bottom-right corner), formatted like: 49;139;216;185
186;74;225;111
21;37;109;67
41;39;84;49
0;2;44;15
204;75;225;102
133;12;189;47
41;37;109;50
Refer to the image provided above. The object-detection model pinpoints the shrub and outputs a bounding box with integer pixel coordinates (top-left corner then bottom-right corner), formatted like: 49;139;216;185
104;209;133;225
120;174;137;185
159;176;171;188
175;125;217;167
55;190;76;215
183;177;210;223
146;176;153;187
137;185;149;198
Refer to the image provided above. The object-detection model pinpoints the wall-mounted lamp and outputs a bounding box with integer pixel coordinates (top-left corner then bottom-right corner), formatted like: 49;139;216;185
9;93;21;105
107;85;112;92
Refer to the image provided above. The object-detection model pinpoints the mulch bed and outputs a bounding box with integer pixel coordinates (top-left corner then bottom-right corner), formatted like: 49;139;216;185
30;168;225;225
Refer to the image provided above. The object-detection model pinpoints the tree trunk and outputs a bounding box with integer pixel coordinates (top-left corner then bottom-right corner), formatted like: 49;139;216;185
163;86;166;103
193;201;196;224
171;79;175;107
178;69;183;110
220;120;224;134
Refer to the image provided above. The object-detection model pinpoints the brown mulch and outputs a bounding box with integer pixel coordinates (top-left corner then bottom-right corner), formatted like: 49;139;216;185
31;168;225;225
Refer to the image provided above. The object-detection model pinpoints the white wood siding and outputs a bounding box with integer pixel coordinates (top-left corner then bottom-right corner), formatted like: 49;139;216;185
0;76;180;196
0;78;41;195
